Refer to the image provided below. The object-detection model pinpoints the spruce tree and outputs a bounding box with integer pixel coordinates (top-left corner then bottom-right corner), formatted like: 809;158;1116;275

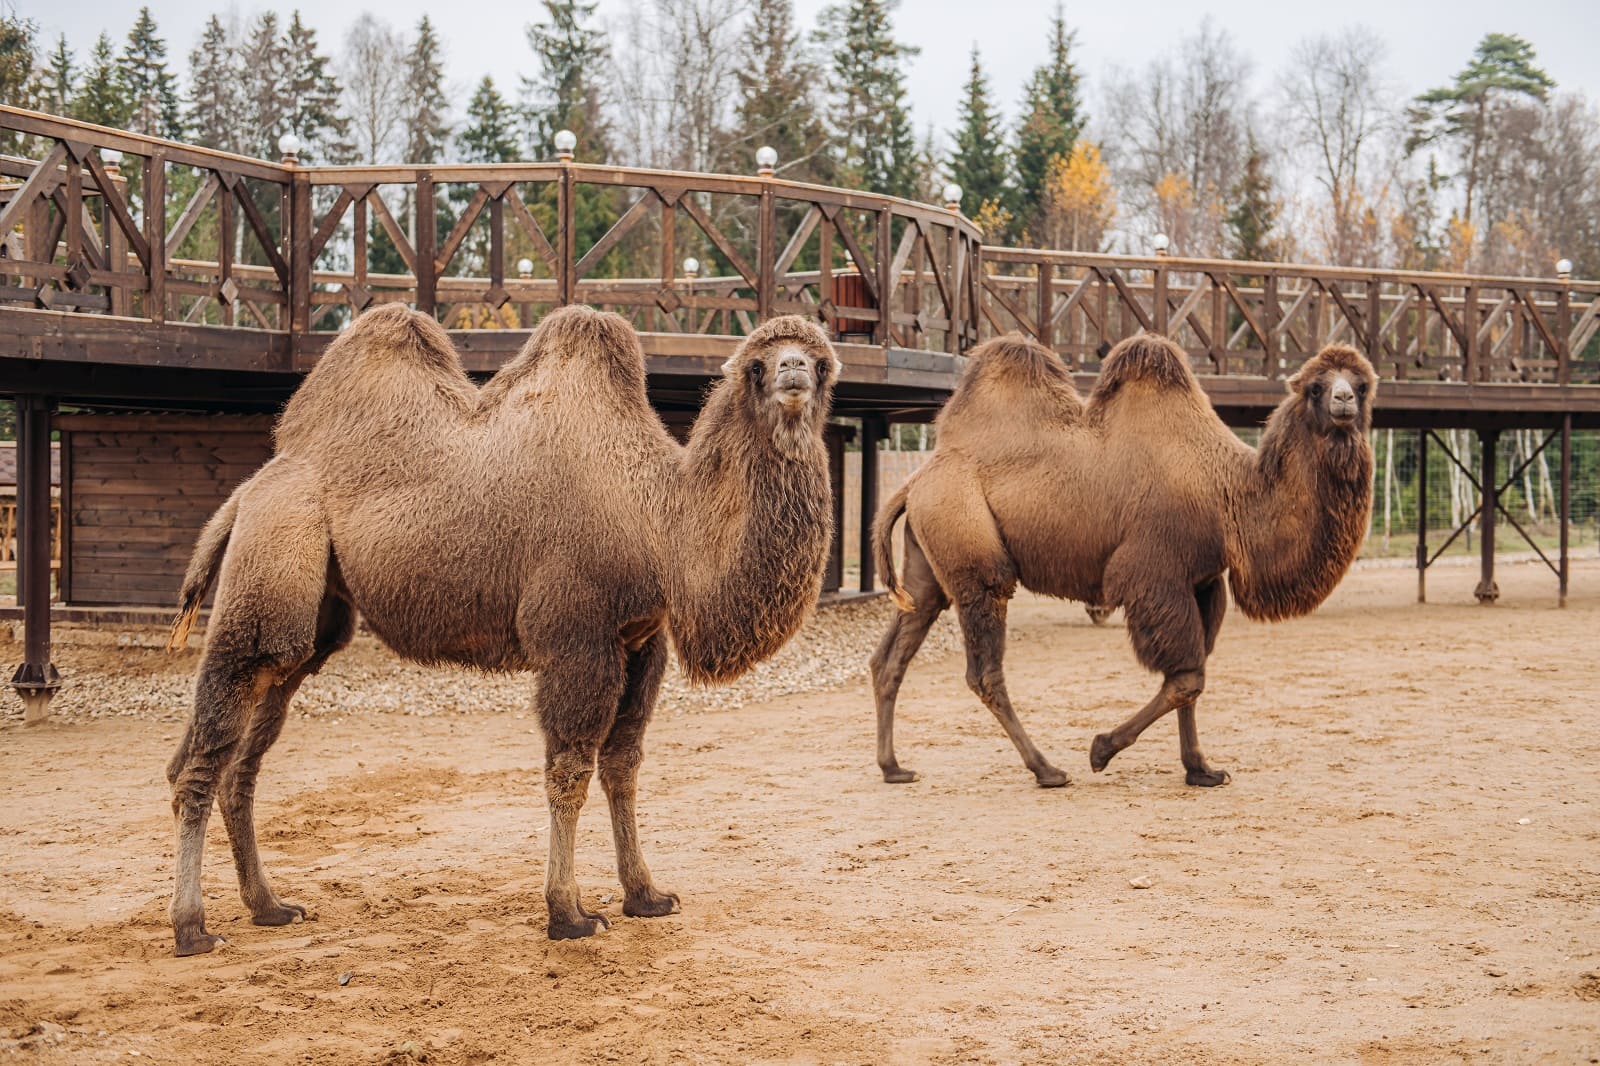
1014;4;1084;237
949;45;1011;225
72;32;129;129
459;77;521;163
186;16;240;153
404;15;451;164
820;0;920;198
0;11;35;111
118;7;183;139
734;0;828;181
283;11;353;164
39;34;73;115
239;12;289;158
522;0;610;161
1225;135;1280;262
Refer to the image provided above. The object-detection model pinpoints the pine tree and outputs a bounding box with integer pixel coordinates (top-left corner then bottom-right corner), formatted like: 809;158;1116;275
239;12;289;158
72;32;128;129
733;0;828;181
949;45;1011;226
39;34;73;115
522;0;610;161
1409;33;1555;223
403;15;451;164
0;11;37;116
1014;4;1084;238
118;7;183;139
1226;135;1281;262
283;11;353;164
459;77;521;163
820;0;920;197
186;16;240;153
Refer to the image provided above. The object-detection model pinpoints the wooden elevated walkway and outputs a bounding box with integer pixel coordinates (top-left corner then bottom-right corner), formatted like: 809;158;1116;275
4;106;1598;718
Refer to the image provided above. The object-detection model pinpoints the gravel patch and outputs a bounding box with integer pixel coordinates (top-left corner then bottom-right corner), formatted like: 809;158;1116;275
1;598;964;726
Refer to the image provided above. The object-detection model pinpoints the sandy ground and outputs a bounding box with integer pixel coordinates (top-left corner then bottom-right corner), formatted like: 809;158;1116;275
2;559;1598;1065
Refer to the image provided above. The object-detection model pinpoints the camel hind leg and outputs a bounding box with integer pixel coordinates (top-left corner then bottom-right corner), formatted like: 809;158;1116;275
1178;578;1230;787
869;526;949;783
166;480;331;956
219;589;354;926
598;629;679;919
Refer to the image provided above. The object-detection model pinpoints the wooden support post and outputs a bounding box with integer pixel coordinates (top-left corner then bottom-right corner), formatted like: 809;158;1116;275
859;416;885;592
146;149;167;324
824;426;845;594
415;172;437;315
1475;428;1499;604
1416;428;1428;603
9;396;60;723
1036;261;1053;349
1559;413;1571;608
757;185;775;321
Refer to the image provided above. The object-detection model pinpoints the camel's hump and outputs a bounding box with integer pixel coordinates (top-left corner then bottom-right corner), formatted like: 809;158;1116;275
1089;333;1199;407
942;332;1082;424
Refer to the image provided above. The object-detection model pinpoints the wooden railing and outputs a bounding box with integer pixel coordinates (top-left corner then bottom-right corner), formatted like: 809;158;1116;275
5;106;1600;394
0;107;982;359
981;248;1600;387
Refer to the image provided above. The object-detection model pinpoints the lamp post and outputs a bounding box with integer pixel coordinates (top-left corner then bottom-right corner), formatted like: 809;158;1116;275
941;182;962;212
1557;257;1573;282
278;132;300;166
1153;232;1170;256
554;129;577;162
755;145;778;177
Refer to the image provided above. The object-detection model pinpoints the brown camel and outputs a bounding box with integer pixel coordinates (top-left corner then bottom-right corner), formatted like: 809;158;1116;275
163;305;839;956
870;332;1375;788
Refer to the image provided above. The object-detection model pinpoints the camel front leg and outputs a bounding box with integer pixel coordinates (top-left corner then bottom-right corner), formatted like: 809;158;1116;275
1178;703;1230;787
599;632;679;919
1089;670;1203;773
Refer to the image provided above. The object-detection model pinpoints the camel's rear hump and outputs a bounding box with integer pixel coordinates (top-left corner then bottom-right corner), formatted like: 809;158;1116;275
275;305;477;454
941;333;1083;431
1089;333;1201;407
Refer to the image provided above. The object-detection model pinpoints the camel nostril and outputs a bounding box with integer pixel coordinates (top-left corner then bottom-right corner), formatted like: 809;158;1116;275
778;356;807;373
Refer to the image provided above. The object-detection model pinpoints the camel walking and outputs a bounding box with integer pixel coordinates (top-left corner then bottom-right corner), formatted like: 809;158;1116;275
164;305;840;956
871;332;1375;788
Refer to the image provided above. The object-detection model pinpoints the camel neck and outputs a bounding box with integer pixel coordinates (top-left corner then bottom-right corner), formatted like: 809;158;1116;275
666;386;833;683
1228;408;1373;622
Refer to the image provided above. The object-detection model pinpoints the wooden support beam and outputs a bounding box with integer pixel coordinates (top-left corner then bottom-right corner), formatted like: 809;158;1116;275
1475;429;1499;604
858;415;884;592
1416;427;1427;604
9;395;60;722
1559;413;1570;608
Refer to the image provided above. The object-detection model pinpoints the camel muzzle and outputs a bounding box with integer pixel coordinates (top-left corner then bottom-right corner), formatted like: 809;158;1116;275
775;367;814;409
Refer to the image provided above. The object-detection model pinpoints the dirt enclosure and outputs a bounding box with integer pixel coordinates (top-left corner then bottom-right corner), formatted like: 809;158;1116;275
2;559;1598;1064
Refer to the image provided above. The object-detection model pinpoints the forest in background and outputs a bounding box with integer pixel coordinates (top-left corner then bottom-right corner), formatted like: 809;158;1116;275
3;0;1599;277
1;0;1597;551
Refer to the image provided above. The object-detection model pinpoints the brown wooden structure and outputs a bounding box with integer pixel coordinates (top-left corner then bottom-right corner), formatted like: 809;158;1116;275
4;107;1598;719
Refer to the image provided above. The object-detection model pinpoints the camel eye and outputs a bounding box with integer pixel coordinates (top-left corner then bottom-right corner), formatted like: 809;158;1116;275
1357;382;1368;398
1309;382;1324;399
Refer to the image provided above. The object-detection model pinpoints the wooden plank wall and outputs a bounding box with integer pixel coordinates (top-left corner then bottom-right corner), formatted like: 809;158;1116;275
61;415;275;606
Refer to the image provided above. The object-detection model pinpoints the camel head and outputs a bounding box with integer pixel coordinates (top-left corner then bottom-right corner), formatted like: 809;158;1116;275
1287;343;1377;438
720;315;841;455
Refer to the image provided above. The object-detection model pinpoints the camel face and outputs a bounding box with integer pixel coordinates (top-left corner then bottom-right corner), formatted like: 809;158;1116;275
1291;345;1377;438
722;316;839;452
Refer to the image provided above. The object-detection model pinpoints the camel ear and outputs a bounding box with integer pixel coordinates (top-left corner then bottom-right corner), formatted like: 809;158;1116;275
720;354;739;376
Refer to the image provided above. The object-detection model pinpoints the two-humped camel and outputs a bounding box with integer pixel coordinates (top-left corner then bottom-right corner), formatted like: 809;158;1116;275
164;305;840;956
871;332;1375;787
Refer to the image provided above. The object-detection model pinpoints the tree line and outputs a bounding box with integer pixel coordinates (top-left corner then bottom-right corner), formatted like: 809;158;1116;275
2;1;1599;280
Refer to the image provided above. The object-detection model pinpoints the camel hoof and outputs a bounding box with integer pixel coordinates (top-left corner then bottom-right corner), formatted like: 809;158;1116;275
624;890;681;919
1089;734;1117;772
251;900;308;927
173;930;226;957
1185;768;1231;788
881;765;919;784
548;911;610;940
1034;766;1070;788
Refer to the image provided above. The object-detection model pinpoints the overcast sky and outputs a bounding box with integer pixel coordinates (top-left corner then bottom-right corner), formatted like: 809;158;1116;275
22;0;1600;153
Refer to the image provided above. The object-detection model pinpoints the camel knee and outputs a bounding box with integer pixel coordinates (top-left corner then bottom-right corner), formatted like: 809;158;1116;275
965;664;1005;705
1167;670;1205;705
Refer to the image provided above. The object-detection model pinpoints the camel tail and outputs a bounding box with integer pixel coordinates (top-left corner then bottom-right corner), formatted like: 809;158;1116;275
872;482;914;612
167;490;240;651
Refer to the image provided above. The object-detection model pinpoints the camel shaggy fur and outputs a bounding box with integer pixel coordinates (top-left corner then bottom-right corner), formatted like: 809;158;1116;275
164;305;840;956
870;332;1375;788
